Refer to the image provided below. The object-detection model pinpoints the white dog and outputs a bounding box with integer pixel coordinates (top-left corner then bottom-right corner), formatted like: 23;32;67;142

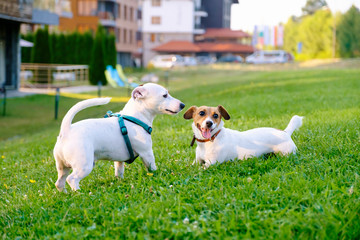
54;83;185;192
184;105;303;168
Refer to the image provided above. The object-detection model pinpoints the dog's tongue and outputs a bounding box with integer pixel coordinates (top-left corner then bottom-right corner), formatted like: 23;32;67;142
201;128;211;139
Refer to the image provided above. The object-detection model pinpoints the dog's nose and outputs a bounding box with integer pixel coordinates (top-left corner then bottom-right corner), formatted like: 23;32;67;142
206;121;213;128
179;103;185;109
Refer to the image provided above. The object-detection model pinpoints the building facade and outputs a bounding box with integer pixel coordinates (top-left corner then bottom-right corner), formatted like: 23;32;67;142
59;0;138;67
0;0;59;89
142;0;194;66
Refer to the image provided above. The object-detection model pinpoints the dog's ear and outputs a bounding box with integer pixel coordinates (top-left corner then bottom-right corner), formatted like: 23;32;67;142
132;86;148;100
217;105;230;120
183;106;197;119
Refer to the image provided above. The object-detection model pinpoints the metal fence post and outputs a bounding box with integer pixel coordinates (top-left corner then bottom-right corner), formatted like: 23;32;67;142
1;87;6;117
97;81;102;97
55;88;60;120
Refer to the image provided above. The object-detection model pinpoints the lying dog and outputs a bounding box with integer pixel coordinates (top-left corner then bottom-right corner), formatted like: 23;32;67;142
184;106;303;168
54;83;185;192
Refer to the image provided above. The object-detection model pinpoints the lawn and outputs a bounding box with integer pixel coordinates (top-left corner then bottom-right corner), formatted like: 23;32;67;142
0;63;359;239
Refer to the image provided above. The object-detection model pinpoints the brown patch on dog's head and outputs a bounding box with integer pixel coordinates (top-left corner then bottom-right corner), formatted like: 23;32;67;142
184;105;230;139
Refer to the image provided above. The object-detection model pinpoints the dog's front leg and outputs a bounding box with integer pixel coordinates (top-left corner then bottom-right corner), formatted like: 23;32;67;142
203;158;217;169
114;161;125;178
140;150;157;171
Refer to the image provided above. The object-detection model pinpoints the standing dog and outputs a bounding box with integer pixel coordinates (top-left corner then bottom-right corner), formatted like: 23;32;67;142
54;83;185;192
184;106;303;168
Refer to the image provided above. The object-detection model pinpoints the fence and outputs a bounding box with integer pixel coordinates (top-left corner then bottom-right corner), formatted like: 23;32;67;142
20;63;89;88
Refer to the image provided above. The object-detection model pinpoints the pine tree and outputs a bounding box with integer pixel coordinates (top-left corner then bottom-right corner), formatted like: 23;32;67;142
105;34;117;67
49;33;57;63
66;32;78;64
31;27;51;63
21;33;33;63
89;25;107;85
53;33;66;64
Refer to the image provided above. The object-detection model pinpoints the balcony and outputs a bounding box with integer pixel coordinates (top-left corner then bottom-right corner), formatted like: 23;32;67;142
194;6;208;17
0;0;32;22
98;11;115;27
194;23;205;35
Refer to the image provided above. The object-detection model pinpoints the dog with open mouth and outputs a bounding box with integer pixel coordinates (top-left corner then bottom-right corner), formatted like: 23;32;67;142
54;83;185;192
184;105;303;168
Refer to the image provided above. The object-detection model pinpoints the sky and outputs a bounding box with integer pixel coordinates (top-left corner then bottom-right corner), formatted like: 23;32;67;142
231;0;360;32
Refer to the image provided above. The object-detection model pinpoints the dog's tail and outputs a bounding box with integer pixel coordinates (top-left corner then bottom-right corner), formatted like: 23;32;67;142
59;98;111;137
284;115;304;136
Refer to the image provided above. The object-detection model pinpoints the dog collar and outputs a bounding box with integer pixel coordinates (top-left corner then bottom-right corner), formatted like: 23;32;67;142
190;129;221;147
104;111;152;164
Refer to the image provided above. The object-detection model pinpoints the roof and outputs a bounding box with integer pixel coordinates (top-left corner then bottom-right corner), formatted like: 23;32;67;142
152;41;255;54
152;41;201;52
202;28;251;38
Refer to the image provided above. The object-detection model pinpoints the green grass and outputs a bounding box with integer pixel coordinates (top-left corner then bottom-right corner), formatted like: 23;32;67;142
1;64;360;239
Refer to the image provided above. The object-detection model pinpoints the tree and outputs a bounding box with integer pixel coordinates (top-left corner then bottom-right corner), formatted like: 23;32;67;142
337;5;360;58
21;33;33;63
299;9;333;59
31;27;51;63
302;0;328;16
284;8;334;60
49;32;57;63
89;26;107;85
76;31;94;65
66;32;79;64
52;33;66;64
105;34;117;67
284;17;300;56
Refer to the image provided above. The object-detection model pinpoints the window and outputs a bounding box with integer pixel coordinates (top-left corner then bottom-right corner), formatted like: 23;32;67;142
118;28;121;43
150;33;155;43
151;0;161;6
151;16;161;25
123;29;127;43
124;5;127;20
118;3;121;19
129;7;133;21
78;0;97;16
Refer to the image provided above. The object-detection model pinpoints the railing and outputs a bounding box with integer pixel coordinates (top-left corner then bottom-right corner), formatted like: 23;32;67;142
20;63;89;88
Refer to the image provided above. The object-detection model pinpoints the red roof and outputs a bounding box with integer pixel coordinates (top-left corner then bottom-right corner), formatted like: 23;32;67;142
202;28;251;38
152;40;255;54
152;41;201;52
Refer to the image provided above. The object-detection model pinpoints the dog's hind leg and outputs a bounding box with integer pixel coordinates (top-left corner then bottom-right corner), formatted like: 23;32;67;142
66;152;94;191
66;164;93;191
55;157;71;193
114;161;125;178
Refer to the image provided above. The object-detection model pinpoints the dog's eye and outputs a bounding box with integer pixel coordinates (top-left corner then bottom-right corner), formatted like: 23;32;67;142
163;93;168;98
199;111;205;116
213;114;219;119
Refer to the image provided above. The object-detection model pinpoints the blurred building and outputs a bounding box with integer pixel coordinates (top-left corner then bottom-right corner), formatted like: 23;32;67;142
0;0;60;89
201;0;238;29
142;0;194;66
59;0;138;67
152;28;254;59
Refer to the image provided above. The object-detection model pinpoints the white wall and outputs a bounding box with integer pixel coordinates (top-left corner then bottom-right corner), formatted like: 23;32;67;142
142;0;194;33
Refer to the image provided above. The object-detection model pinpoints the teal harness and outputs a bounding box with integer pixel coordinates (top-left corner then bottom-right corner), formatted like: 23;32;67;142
104;111;152;164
